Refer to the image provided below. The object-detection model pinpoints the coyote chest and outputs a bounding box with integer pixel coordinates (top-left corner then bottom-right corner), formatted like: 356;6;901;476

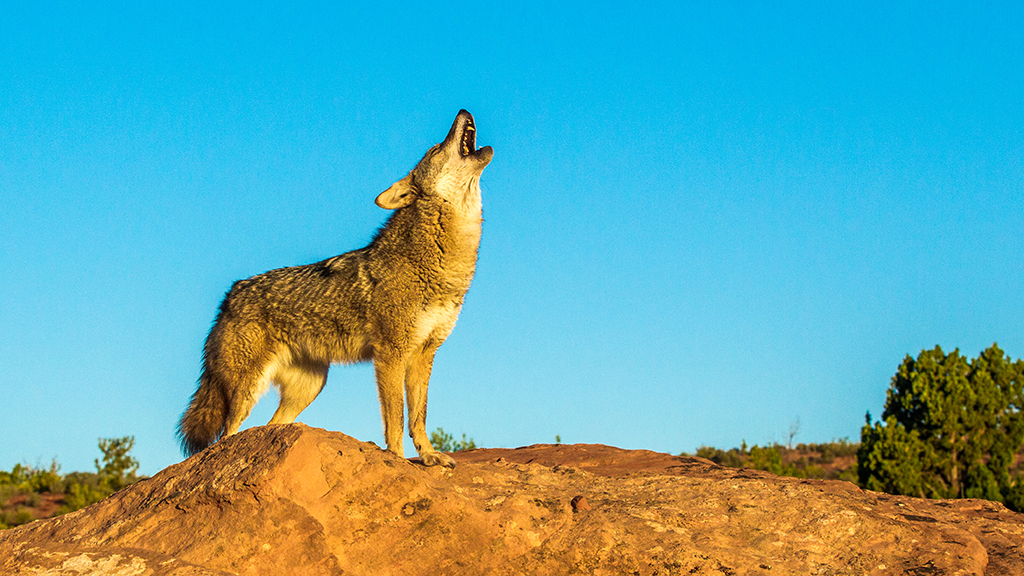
410;301;461;348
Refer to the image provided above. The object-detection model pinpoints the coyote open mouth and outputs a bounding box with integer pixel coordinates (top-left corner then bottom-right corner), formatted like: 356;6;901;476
441;110;491;165
460;119;477;157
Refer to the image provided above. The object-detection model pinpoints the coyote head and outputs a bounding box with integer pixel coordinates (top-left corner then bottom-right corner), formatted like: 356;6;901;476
376;110;493;210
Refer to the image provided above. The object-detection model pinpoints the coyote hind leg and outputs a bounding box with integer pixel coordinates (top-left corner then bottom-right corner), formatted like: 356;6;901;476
210;322;274;440
269;359;329;425
221;372;268;439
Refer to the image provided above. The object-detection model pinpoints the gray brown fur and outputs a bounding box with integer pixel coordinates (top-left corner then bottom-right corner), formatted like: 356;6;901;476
178;110;493;467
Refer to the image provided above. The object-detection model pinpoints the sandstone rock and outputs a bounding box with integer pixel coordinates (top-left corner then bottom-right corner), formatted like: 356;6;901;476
2;424;1022;575
570;495;591;512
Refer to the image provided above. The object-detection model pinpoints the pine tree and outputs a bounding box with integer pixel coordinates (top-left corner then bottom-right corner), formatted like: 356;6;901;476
859;344;1024;510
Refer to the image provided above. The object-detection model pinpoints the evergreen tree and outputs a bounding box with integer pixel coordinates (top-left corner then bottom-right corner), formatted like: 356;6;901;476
858;414;927;497
859;344;1024;510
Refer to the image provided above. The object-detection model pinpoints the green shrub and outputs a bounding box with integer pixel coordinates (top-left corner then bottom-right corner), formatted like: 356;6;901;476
688;440;855;481
0;460;63;494
0;484;26;507
26;460;62;494
694;446;746;468
429;428;478;453
1;435;144;528
60;481;110;514
95;437;139;491
0;464;30;487
1;508;35;528
749;445;795;477
61;471;102;494
836;462;859;484
803;439;859;463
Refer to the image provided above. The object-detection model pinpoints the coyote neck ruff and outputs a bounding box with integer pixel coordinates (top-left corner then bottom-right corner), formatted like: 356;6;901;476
178;110;493;468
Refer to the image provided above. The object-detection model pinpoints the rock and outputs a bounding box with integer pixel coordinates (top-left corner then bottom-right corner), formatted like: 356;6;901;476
570;495;592;512
2;424;1022;575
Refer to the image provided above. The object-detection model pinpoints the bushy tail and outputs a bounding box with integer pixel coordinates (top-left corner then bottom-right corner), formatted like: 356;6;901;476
177;371;227;457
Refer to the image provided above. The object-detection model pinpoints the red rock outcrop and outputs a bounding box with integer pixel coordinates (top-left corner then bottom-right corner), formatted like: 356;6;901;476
2;424;1022;575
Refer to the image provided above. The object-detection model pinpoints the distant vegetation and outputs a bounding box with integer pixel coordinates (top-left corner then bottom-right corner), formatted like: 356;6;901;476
688;344;1024;513
1;436;141;530
430;428;478;453
687;439;860;483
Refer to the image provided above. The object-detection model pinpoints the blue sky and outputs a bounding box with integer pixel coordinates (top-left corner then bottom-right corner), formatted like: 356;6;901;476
2;2;1021;475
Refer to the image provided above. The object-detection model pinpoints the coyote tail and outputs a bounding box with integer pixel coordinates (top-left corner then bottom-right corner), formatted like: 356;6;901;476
177;370;227;457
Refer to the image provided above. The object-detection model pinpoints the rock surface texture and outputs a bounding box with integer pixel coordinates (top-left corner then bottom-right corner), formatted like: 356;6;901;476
2;424;1022;575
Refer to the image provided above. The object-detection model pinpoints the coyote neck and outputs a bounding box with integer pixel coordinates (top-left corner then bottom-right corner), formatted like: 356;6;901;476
372;197;482;283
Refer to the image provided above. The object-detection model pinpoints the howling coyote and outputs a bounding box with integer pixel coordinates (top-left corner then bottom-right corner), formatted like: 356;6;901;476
178;110;493;467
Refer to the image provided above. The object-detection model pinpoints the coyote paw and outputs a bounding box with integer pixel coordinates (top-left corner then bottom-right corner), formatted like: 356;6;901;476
421;451;456;468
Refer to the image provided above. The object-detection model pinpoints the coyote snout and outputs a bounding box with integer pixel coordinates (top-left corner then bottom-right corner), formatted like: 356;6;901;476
178;110;493;467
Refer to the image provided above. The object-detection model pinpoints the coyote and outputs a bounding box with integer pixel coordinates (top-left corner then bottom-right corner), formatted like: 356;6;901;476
178;110;493;467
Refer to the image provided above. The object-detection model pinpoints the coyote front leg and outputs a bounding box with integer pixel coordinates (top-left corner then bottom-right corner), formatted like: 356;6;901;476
406;344;455;468
373;351;407;457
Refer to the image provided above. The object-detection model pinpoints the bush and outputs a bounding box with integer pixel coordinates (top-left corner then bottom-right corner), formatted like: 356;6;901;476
429;428;478;453
803;439;859;463
687;440;853;481
694;446;746;468
57;472;108;514
2;435;144;527
26;460;62;494
60;482;110;514
2;509;35;527
0;484;26;507
61;471;102;494
747;445;821;478
95;437;139;491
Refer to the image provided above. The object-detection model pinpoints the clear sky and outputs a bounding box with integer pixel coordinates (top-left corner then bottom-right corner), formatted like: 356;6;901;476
2;2;1022;476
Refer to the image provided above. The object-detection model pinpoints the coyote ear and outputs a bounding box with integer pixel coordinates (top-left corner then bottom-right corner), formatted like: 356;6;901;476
375;175;417;209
